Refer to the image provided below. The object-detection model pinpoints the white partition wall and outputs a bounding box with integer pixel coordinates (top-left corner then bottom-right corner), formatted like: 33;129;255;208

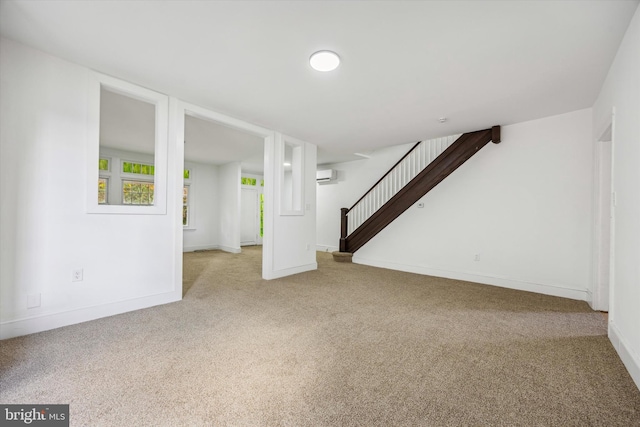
262;133;318;279
0;38;320;338
0;38;181;339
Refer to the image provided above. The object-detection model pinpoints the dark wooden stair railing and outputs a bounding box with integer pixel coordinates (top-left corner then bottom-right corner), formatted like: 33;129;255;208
340;126;501;253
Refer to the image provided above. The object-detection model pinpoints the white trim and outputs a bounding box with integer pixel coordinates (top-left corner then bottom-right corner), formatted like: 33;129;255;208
219;245;241;254
609;322;640;391
183;102;272;138
590;108;615;312
0;291;180;340
174;100;275;279
183;244;220;253
183;162;196;231
240;187;260;246
240;173;265;245
353;256;588;301
608;107;617;319
184;245;257;253
263;262;318;280
86;71;169;215
168;96;184;312
317;244;339;253
262;134;276;279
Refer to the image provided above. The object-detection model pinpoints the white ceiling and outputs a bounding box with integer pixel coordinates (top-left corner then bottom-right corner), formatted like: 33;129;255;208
1;0;638;166
184;114;265;174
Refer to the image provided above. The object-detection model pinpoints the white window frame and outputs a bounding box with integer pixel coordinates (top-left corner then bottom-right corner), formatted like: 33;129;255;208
98;177;109;205
86;72;168;214
98;156;112;205
183;167;194;229
122;179;155;206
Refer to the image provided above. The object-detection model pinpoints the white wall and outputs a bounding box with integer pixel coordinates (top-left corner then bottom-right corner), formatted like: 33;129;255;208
183;161;220;252
318;109;594;301
218;162;241;253
0;38;181;339
592;5;640;390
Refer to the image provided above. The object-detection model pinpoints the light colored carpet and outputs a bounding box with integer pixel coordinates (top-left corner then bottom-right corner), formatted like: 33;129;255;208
1;247;639;426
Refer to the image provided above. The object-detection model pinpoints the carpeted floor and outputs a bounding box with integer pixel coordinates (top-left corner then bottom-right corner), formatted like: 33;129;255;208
1;247;639;426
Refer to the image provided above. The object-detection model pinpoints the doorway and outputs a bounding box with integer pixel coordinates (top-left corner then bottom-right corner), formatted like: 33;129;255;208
176;101;269;295
241;188;260;246
593;123;613;312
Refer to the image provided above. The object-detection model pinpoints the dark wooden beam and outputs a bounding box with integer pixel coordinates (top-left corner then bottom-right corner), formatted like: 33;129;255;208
492;125;501;144
339;208;349;252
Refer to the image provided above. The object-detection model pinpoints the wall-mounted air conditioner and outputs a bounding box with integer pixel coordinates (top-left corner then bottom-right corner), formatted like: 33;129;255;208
316;169;336;183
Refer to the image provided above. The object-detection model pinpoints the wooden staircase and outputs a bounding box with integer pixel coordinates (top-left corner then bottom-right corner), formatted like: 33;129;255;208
339;126;501;254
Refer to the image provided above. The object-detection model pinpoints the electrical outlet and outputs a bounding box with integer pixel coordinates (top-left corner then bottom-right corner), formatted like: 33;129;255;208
474;254;480;262
27;293;41;309
306;243;311;251
72;268;83;282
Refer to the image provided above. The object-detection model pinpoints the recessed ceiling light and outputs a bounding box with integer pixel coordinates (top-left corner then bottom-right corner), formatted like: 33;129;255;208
310;50;340;72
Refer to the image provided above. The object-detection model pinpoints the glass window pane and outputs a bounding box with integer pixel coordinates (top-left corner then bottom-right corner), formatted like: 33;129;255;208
98;178;108;204
122;180;154;206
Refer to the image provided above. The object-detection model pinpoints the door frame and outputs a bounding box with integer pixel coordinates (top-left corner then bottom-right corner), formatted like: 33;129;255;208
591;111;615;313
241;187;260;246
171;99;274;286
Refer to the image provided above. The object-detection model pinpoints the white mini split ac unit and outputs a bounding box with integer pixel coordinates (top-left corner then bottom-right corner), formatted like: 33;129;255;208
316;169;336;183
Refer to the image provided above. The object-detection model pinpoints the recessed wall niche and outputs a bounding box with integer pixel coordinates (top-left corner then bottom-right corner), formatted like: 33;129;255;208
280;137;304;216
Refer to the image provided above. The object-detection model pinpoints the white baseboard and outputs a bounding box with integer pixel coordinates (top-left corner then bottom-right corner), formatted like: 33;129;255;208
184;245;242;254
183;244;220;252
0;291;181;340
353;256;587;301
220;245;241;254
586;289;594;309
263;262;317;280
316;244;338;253
609;322;640;391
